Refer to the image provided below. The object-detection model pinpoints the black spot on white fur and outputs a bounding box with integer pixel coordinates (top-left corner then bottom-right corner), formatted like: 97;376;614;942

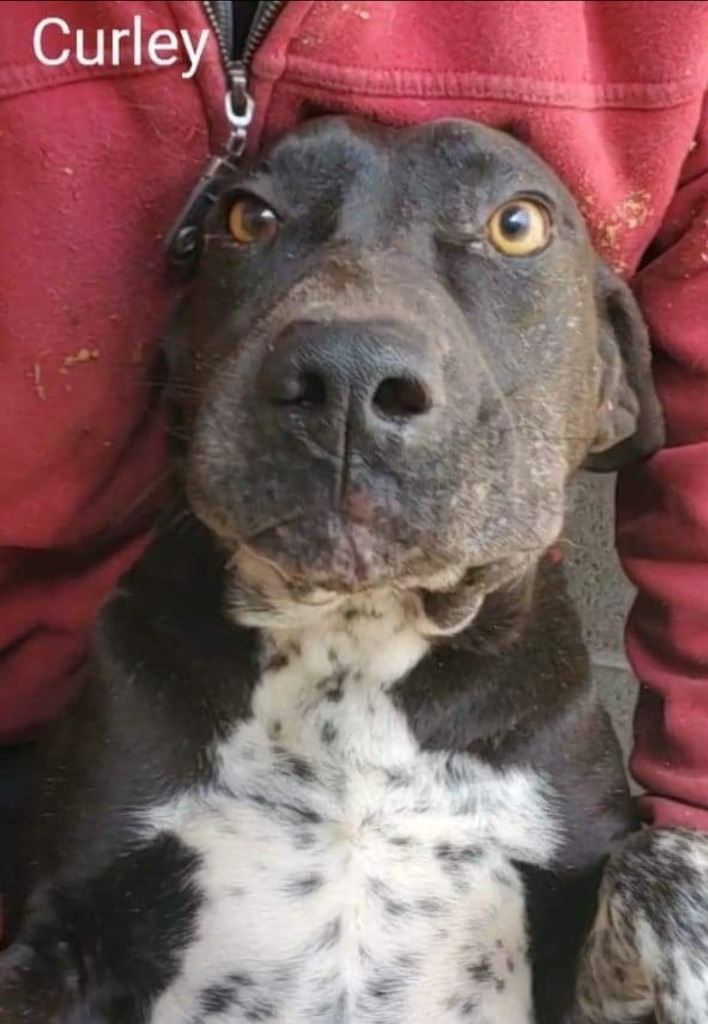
285;874;325;897
320;721;337;745
317;669;347;702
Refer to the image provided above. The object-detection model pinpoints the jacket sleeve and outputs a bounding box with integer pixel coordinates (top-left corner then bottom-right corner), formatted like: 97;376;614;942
617;95;708;829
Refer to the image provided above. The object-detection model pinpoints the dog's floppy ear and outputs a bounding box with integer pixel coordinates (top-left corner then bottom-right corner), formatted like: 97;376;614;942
583;261;665;472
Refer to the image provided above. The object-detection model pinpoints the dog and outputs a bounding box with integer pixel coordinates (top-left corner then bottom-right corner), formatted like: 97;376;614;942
2;116;708;1024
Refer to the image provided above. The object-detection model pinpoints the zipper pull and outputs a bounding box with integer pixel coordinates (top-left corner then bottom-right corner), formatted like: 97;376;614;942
225;62;255;156
165;64;255;275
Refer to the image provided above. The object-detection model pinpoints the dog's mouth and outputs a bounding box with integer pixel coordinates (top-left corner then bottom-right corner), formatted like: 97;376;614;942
200;500;438;593
190;482;551;637
187;439;564;636
223;525;545;637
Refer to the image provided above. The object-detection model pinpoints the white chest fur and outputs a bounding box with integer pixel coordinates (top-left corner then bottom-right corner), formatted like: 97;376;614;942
143;592;560;1024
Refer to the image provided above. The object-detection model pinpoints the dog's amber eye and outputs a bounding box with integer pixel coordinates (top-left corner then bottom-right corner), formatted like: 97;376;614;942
228;196;279;245
487;199;551;256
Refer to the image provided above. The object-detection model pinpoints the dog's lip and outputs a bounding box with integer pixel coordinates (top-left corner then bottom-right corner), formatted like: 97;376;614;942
218;511;403;594
339;489;378;526
269;515;392;587
229;519;549;624
209;481;396;552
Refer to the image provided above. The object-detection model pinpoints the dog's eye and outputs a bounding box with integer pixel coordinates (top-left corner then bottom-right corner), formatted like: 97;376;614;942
228;196;279;246
487;199;551;256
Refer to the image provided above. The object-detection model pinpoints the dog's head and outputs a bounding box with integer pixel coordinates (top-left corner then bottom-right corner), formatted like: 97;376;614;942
169;117;663;634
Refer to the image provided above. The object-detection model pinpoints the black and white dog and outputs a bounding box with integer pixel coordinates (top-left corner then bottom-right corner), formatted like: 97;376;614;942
3;117;708;1024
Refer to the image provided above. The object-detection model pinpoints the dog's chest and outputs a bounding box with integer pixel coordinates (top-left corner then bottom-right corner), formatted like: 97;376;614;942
145;596;559;1024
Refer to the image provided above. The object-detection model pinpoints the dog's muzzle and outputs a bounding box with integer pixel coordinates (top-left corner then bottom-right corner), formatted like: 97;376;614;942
256;318;449;459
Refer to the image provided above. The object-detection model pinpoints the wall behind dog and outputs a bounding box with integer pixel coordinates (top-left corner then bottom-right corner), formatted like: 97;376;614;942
565;473;637;778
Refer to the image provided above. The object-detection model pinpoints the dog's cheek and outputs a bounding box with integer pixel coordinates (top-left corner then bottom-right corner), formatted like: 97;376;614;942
185;376;259;538
562;365;608;473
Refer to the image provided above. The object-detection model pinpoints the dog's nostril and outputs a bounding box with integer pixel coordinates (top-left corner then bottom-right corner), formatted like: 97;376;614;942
298;373;327;407
271;372;327;408
372;377;432;419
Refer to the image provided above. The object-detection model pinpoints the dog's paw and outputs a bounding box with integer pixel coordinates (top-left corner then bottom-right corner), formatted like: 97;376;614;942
0;937;84;1024
574;827;708;1024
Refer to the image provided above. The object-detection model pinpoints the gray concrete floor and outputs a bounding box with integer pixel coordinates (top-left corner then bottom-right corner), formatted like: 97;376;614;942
564;473;637;770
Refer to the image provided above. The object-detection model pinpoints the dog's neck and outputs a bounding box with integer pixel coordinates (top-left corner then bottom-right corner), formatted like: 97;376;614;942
221;557;581;771
97;510;596;836
227;538;542;644
219;568;549;771
256;589;431;697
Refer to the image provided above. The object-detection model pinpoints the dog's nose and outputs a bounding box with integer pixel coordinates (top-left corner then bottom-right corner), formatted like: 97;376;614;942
257;320;439;433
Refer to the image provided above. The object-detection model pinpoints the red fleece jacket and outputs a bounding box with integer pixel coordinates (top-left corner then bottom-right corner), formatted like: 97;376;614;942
1;1;707;829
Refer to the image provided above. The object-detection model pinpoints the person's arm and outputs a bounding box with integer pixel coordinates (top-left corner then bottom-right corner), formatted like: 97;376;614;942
617;95;708;828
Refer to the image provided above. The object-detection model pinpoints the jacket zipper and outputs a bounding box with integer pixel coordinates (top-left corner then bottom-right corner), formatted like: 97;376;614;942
166;1;287;269
203;0;288;150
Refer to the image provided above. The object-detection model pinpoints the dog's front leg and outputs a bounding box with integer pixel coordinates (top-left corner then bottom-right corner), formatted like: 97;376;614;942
570;828;708;1024
0;913;85;1024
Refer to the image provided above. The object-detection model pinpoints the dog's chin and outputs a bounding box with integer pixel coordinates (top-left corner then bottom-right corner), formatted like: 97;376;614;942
225;516;425;604
219;516;548;638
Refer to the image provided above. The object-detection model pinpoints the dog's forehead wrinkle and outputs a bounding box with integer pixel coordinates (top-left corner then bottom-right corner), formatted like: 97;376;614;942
263;118;573;232
266;119;393;207
264;252;466;339
398;120;569;205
